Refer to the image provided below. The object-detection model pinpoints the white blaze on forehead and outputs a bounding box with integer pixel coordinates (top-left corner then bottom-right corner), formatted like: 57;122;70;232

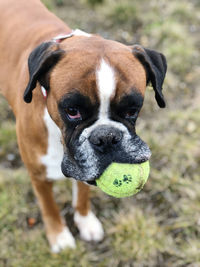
96;59;116;120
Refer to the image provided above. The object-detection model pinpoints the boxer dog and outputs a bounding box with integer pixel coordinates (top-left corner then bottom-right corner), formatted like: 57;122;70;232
0;0;167;252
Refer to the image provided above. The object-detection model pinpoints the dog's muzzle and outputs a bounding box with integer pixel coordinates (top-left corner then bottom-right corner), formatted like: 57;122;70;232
61;124;151;182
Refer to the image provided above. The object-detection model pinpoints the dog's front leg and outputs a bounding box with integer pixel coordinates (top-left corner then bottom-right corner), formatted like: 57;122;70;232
72;181;104;242
31;177;75;253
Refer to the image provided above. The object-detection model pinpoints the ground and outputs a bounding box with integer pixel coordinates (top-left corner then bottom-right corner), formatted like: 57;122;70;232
0;0;200;266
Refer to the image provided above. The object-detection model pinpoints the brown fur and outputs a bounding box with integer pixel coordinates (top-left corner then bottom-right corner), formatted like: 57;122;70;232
75;182;90;216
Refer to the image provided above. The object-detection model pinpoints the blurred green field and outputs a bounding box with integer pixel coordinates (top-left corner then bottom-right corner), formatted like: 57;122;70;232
0;0;200;266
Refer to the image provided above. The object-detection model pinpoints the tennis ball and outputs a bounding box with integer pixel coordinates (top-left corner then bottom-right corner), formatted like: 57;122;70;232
96;161;150;198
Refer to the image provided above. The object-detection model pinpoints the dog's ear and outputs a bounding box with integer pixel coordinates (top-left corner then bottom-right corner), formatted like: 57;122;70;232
24;42;64;103
132;45;167;108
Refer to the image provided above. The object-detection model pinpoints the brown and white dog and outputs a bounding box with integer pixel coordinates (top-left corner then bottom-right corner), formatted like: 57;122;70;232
0;0;167;252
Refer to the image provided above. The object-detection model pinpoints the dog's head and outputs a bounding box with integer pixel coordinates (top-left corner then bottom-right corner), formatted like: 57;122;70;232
24;33;167;182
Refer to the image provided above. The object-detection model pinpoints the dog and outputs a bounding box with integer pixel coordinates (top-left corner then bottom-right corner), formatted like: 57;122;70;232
0;0;167;253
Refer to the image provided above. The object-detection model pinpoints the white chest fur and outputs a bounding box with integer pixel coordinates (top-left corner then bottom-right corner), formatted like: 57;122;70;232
41;108;65;180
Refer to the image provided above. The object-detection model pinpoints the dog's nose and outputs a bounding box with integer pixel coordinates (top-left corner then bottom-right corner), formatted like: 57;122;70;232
89;125;122;153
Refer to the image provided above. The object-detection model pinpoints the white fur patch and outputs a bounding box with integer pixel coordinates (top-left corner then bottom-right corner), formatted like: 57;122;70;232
41;86;47;98
53;29;91;42
79;118;129;143
41;108;65;180
74;211;104;242
51;227;76;253
73;29;91;37
96;59;116;120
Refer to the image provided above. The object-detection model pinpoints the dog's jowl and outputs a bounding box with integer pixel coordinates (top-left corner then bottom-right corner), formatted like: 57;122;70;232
0;0;167;252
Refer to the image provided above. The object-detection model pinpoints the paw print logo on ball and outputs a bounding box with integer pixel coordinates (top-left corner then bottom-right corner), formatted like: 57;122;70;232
123;174;132;184
113;179;122;187
113;174;132;187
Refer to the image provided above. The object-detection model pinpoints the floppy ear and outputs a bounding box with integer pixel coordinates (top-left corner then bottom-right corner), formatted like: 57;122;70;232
132;45;167;108
24;42;64;103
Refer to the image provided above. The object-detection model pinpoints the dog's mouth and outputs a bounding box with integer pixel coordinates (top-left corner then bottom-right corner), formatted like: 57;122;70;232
86;180;97;186
62;148;151;183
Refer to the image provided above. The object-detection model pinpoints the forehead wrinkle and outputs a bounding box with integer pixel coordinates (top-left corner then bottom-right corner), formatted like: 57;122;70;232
114;65;129;83
80;68;95;79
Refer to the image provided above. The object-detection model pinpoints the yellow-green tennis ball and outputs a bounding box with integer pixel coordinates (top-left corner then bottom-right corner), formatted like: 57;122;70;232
96;161;150;198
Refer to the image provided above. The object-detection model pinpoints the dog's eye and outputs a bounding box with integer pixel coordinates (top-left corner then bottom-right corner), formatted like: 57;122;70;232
66;107;82;120
125;108;138;119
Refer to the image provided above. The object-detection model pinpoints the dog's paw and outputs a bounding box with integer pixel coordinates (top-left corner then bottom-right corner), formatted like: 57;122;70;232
74;211;104;242
51;227;76;253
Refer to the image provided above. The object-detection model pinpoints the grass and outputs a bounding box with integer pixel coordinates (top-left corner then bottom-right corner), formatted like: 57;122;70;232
0;0;200;266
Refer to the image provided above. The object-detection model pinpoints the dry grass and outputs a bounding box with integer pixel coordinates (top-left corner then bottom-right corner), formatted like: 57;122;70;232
0;0;200;266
